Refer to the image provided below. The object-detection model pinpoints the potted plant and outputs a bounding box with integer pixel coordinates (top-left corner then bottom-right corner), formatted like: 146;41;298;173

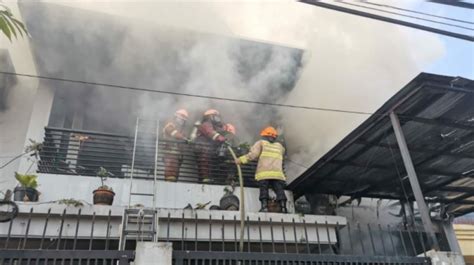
219;183;239;211
92;167;115;205
13;173;39;202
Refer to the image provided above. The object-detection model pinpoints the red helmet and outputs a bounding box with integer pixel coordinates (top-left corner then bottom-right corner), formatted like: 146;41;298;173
204;109;219;116
224;123;236;135
175;109;189;120
260;126;278;138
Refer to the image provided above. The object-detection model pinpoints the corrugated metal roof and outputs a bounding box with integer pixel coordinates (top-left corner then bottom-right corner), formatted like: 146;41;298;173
288;73;474;217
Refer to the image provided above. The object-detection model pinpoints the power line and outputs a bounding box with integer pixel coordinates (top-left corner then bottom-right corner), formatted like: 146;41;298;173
300;0;474;42
362;1;474;25
0;71;376;116
338;0;474;31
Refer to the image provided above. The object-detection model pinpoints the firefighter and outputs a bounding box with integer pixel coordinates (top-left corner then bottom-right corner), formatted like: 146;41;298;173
162;109;189;181
194;109;226;182
235;126;287;213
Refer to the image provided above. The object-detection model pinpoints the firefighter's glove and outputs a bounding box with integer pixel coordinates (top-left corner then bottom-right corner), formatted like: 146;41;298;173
216;135;226;142
234;158;242;165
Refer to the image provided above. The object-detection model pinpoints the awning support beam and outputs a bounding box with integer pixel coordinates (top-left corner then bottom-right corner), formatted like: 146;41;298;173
441;220;463;253
390;112;440;251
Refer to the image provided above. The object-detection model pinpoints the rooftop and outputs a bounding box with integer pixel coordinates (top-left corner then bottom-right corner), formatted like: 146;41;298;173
288;73;474;217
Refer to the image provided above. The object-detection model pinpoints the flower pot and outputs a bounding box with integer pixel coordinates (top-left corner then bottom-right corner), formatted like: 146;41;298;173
13;187;39;202
93;189;115;205
219;194;239;211
268;200;281;213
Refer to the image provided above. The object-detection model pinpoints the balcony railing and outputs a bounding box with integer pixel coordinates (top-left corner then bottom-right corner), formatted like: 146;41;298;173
0;204;438;260
38;127;260;187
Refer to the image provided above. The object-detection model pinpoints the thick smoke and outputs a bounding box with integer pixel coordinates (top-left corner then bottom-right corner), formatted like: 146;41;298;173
16;0;443;182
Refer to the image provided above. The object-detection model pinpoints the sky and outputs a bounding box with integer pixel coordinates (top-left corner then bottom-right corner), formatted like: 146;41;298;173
410;1;473;78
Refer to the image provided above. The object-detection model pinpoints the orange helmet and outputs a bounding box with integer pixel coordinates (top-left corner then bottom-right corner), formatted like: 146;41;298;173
175;109;189;120
224;123;236;135
260;126;278;138
204;109;219;116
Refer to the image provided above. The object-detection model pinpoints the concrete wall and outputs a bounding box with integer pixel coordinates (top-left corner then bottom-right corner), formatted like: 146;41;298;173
455;224;474;264
423;250;466;265
34;173;295;213
0;1;43;190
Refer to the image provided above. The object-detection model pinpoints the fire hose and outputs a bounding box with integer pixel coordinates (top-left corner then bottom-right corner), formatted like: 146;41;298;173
226;146;245;252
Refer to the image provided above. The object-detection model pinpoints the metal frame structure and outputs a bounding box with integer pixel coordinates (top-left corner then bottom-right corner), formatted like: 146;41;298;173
390;112;439;250
288;73;474;252
128;118;159;208
0;250;135;265
1;205;439;259
173;251;431;265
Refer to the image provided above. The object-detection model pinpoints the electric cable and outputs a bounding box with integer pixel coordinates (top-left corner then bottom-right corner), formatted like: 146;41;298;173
338;0;474;31
300;0;474;41
362;1;474;25
0;71;376;116
0;151;31;169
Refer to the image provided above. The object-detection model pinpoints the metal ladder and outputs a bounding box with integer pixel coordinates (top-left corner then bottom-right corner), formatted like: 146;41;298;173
119;117;160;250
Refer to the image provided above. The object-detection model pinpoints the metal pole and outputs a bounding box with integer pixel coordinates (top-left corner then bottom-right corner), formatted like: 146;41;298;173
128;117;140;207
154;120;159;209
442;220;463;253
390;112;440;250
154;120;160;243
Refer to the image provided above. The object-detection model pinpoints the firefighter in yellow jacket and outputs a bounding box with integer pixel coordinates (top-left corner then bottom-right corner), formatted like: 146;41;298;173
235;126;287;213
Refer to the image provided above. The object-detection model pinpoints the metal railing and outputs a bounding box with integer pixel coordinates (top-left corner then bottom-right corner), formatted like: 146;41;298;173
0;206;441;257
0;207;134;264
38;127;259;187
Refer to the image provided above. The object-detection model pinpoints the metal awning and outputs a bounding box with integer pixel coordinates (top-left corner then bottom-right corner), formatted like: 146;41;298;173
288;73;474;217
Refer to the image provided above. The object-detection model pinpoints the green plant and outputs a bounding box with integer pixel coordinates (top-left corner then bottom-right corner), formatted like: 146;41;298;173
25;139;43;158
96;167;113;191
57;198;84;207
14;172;38;189
0;4;28;41
238;142;250;150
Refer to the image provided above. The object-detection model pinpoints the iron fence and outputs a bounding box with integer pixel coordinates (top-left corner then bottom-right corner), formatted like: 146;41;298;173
173;251;431;265
0;250;134;265
38;127;259;186
161;211;440;257
1;206;443;256
0;207;134;264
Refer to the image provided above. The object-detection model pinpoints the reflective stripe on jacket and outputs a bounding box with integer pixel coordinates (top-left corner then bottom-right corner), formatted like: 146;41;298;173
238;140;285;181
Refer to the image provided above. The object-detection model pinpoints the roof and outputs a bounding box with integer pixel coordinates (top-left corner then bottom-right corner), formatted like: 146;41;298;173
288;73;474;217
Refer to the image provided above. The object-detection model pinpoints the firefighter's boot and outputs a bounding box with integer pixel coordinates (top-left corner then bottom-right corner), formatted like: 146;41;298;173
279;200;288;213
259;200;269;212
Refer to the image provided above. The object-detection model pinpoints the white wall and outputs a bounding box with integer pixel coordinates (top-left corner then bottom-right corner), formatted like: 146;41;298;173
0;1;41;190
37;173;295;213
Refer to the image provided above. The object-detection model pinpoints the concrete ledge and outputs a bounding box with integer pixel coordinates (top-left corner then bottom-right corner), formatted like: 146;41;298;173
135;242;172;265
421;250;465;265
3;203;346;244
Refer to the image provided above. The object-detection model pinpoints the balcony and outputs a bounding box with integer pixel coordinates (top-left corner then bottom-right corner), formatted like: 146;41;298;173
35;127;292;211
38;127;259;186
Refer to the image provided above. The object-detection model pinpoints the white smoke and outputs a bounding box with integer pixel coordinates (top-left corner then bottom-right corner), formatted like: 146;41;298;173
13;0;444;182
